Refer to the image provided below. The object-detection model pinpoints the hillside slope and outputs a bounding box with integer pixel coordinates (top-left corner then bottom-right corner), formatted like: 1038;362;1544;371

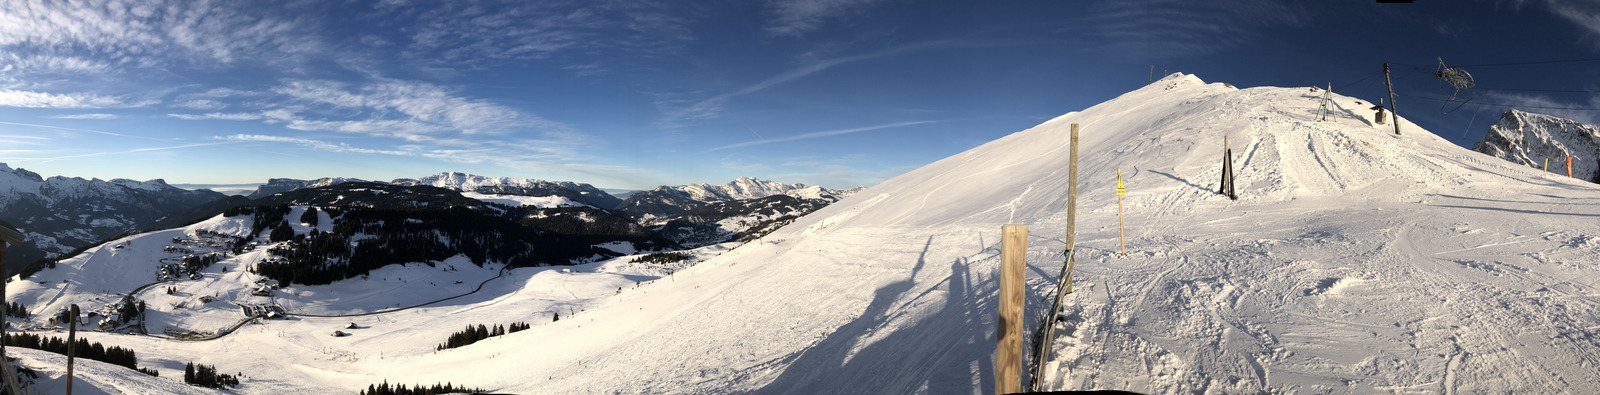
474;74;1600;393
10;74;1600;394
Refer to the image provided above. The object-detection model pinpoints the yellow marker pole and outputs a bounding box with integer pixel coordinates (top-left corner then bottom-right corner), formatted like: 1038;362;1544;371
1544;157;1549;172
1116;169;1126;256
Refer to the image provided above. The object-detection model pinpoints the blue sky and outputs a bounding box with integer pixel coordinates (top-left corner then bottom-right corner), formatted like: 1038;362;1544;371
2;0;1599;190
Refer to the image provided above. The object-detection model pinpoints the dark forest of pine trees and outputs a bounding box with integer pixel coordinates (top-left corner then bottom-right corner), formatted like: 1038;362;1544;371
3;333;141;371
436;322;531;351
184;361;240;389
361;380;483;395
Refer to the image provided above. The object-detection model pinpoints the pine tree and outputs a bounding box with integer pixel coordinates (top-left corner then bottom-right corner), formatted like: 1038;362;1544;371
185;362;195;383
553;312;560;322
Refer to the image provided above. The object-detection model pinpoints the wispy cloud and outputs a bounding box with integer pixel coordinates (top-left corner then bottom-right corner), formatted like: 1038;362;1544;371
171;99;227;110
378;1;698;72
0;1;318;68
706;120;937;152
765;0;886;37
0;89;140;109
0;121;151;140
1072;1;1310;58
218;134;411;156
1534;0;1600;44
168;112;264;121
661;40;984;128
48;113;118;120
272;79;548;137
26;142;238;162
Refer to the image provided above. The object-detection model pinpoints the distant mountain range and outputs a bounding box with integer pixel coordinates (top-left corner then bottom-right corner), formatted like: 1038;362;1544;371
0;166;862;272
0;163;225;271
1474;109;1600;183
617;176;860;219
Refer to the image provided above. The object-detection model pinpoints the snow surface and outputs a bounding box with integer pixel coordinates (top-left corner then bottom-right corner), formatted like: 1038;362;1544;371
10;73;1600;393
460;191;591;209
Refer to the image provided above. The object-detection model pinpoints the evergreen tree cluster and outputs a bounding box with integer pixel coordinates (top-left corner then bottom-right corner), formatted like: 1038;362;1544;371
183;362;240;389
361;380;482;395
180;253;221;274
630;251;691;264
436;322;530;351
3;333;140;370
225;204;293;238
300;206;320;227
5;301;28;318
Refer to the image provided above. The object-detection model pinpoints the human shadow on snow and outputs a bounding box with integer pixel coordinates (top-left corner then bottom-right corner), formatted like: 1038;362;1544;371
752;236;1007;394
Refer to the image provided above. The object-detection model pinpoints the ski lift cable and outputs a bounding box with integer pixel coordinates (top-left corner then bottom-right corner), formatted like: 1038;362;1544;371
1333;72;1382;91
1452;57;1600;68
1480;87;1600;94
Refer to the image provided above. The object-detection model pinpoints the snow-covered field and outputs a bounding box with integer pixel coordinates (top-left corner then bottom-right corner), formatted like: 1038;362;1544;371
7;74;1600;393
460;191;591;209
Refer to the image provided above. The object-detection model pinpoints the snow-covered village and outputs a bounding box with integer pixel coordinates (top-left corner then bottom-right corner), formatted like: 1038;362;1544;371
4;2;1600;394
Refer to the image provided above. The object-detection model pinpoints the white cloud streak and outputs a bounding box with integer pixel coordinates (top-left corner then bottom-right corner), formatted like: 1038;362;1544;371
0;89;135;109
765;0;886;37
168;112;264;121
706;120;937;152
48;113;118;120
661;40;982;128
219;134;411;156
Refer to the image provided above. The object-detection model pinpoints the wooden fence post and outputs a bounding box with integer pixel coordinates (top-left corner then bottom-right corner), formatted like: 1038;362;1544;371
66;304;78;395
997;224;1027;395
1031;124;1080;391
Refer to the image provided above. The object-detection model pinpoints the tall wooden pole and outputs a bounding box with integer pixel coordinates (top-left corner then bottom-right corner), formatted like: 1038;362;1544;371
997;225;1027;395
1384;62;1401;136
1064;123;1078;293
1030;124;1080;391
66;304;78;395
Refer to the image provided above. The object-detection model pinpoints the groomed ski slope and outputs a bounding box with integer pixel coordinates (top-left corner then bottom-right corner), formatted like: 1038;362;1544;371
486;74;1600;393
8;73;1600;393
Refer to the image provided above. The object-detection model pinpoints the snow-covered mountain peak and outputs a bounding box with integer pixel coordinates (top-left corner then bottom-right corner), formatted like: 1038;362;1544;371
1474;109;1600;182
394;172;622;208
681;176;812;202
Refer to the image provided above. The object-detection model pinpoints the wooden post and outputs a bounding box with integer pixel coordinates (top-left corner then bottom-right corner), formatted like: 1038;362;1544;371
66;304;78;395
1219;136;1236;199
997;225;1027;395
1064;123;1079;293
1030;124;1079;392
1384;62;1401;136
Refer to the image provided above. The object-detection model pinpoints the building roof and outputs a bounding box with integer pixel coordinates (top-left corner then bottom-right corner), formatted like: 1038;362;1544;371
0;218;22;245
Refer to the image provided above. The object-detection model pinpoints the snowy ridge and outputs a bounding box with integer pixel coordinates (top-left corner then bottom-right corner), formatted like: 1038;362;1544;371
0;163;226;266
1473;109;1600;182
482;73;1600;393
393;172;588;192
392;172;621;208
246;177;362;199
